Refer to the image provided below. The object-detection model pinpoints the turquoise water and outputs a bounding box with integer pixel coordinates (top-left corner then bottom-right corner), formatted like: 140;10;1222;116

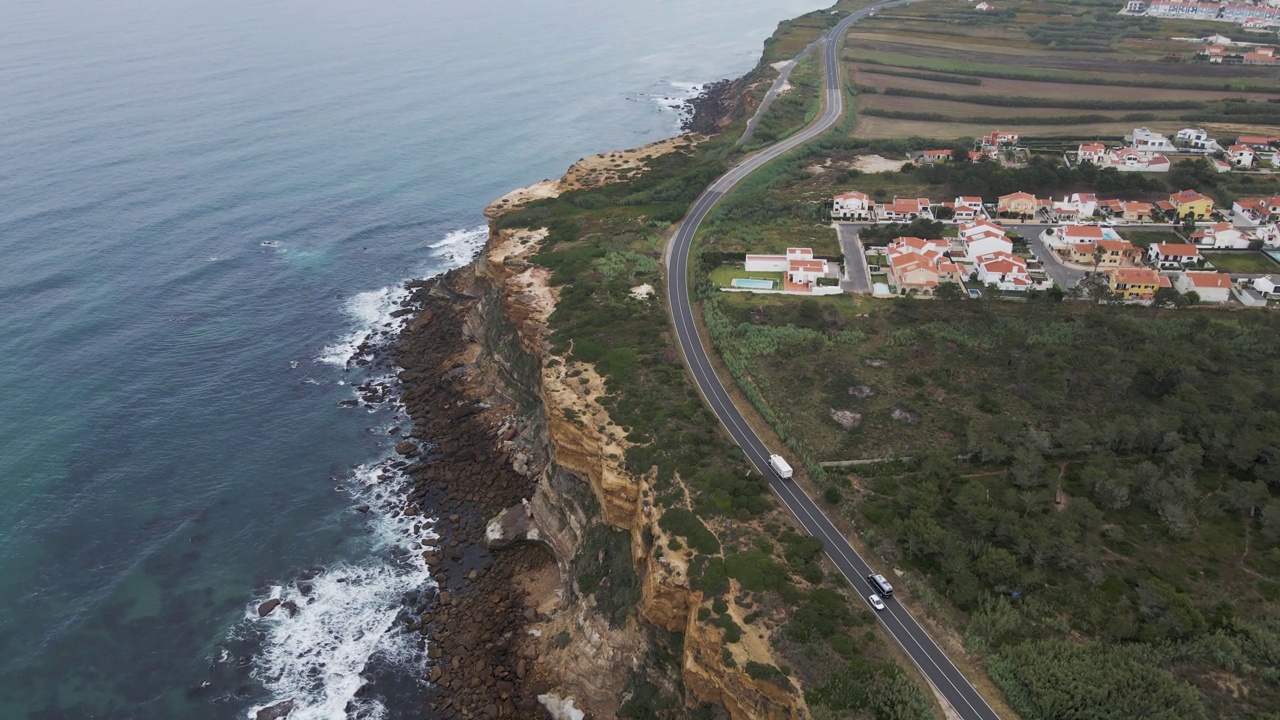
732;278;776;289
0;0;827;717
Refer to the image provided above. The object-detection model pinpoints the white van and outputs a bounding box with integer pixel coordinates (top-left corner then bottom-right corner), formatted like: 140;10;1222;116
867;573;893;596
768;454;793;480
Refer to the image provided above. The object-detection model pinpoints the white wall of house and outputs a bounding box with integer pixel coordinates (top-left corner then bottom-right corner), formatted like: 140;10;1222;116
745;255;788;272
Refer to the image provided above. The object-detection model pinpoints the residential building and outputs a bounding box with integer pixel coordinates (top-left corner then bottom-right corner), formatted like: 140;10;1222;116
954;196;985;220
877;197;933;222
1236;135;1277;149
997;191;1036;218
1227;144;1256;168
1212;158;1233;173
744;248;831;289
1233;198;1271;226
983;130;1020;147
885;237;960;295
975;251;1033;291
1107;267;1162;301
1169;189;1215;219
1103;148;1171;172
1127;127;1174;156
914;149;954;164
1175;127;1222;151
832;191;873;220
1125;0;1146;12
1175;271;1233;303
1192;222;1250;249
1148;243;1203;269
1119;201;1156;222
1255;224;1280;248
1077;143;1107;164
1064;239;1141;268
1255;275;1279;298
1146;1;1222;21
1045;224;1122;247
959;219;1012;259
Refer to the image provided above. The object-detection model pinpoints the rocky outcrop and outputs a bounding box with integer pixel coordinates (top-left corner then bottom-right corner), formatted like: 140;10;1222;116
431;140;808;720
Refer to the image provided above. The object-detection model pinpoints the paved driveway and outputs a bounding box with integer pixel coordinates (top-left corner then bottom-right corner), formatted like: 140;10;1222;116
835;222;873;293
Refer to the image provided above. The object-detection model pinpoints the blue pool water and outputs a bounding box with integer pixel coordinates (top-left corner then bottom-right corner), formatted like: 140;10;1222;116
732;278;776;289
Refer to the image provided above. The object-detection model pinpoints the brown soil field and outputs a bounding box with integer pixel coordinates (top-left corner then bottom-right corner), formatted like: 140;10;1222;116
848;39;1277;78
847;31;1045;55
858;93;1187;120
851;114;1280;141
852;66;1280;103
850;116;1183;140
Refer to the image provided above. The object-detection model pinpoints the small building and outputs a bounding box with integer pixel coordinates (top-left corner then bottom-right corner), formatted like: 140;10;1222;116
1192;222;1249;249
954;196;985;220
1236;135;1277;149
1119;201;1156;222
1254;275;1279;298
1232;199;1271;227
832;191;873;220
1148;243;1203;269
975;251;1032;291
1108;267;1161;301
1175;271;1233;303
1175;127;1221;151
1169;189;1215;219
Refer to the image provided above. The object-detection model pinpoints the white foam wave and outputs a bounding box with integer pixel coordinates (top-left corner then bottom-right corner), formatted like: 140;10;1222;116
649;81;704;116
246;457;437;720
315;285;410;367
315;225;487;368
427;225;488;266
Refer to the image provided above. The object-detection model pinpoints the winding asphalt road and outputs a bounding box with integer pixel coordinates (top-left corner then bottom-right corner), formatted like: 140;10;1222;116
665;4;1002;719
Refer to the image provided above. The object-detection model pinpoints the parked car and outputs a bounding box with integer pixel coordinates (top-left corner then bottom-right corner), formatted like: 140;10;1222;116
868;594;886;611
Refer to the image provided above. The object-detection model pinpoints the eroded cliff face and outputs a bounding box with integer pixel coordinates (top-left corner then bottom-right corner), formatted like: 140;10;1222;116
466;140;808;720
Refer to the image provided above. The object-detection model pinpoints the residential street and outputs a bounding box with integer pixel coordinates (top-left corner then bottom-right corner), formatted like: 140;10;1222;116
1014;224;1089;289
835;222;873;293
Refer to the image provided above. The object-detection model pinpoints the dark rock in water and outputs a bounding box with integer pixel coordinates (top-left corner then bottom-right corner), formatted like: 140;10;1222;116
390;307;415;318
255;700;295;720
338;400;359;408
354;504;370;514
281;600;298;617
297;583;313;597
257;598;281;617
395;441;418;456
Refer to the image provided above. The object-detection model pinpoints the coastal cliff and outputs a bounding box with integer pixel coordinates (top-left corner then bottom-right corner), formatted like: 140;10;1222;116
392;125;807;718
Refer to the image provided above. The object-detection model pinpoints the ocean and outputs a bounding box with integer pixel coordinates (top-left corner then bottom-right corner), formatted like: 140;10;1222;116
0;0;827;717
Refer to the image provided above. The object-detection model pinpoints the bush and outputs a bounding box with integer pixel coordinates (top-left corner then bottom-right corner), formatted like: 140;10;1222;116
659;508;720;554
824;486;843;505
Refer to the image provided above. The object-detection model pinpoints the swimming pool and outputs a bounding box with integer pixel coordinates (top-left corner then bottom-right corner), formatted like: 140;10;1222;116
732;278;775;289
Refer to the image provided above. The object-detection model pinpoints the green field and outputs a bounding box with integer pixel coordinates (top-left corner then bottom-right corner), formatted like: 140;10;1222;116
1204;251;1280;274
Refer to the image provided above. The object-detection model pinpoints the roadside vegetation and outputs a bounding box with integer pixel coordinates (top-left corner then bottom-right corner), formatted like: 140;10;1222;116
704;292;1280;719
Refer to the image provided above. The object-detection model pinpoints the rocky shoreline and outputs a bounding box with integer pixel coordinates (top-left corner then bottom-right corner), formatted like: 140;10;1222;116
388;271;555;720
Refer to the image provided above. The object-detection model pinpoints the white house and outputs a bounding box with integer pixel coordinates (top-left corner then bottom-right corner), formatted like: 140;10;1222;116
1147;243;1203;269
1227;144;1256;168
744;247;830;288
958;219;1012;258
1127;127;1174;156
1254;275;1279;298
1193;222;1250;249
1254;224;1280;248
975;251;1032;291
1077;143;1107;164
1175;271;1233;303
877;197;933;222
1104;148;1171;172
954;196;985;220
1175;128;1222;152
833;191;873;220
1043;224;1122;247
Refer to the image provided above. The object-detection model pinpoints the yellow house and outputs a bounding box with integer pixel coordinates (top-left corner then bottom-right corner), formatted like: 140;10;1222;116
1107;267;1163;300
1067;239;1141;268
997;191;1037;218
1169;189;1214;219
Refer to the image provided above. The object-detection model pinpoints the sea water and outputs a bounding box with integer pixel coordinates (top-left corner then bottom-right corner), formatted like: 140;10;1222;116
0;0;828;717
